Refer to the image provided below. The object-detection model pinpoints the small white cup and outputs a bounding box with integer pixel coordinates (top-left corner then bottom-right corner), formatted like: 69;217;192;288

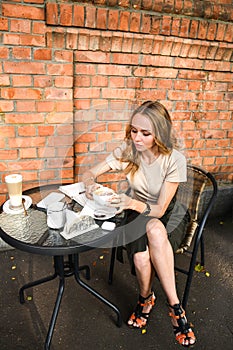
47;202;66;229
5;174;23;210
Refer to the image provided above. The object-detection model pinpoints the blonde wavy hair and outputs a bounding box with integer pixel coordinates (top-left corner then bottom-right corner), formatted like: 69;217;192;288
114;101;174;178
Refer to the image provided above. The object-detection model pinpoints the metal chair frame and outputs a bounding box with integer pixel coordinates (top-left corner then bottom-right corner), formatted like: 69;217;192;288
108;165;218;308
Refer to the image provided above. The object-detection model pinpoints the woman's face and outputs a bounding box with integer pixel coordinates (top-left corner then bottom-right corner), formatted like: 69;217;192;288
130;113;155;152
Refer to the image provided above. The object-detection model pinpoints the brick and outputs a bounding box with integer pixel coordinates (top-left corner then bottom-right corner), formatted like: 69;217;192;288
55;46;74;61
215;23;226;41
0;150;18;160
46;112;73;124
141;14;151;33
151;15;162;34
36;101;55;112
6;113;44;124
45;88;73;100
180;18;190;38
54;76;73;88
57;125;73;136
47;63;73;76
56;101;73;112
10;19;31;33
32;22;47;35
108;9;119;30
111;34;122;51
0;75;10;86
92;75;108;87
16;101;36;112
2;4;44;20
9;160;43;171
18;125;36;136
98;64;131;76
66;32;78;49
112;53;139;65
38;125;55;136
46;3;59;25
4;62;45;74
0;100;14;112
189;20;199;39
34;48;52;60
198;21;208;39
0;47;9;59
85;7;96;28
174;57;203;70
119;11;130;31
0;17;8;31
73;5;85;27
34;76;53;88
75;50;110;63
130;12;141;32
1;88;41;100
20;34;45;47
161;15;172;35
0;126;15;137
224;24;233;42
12;47;31;60
74;75;91;87
207;22;217;40
52;32;66;49
96;8;107;29
39;170;57;180
60;4;73;26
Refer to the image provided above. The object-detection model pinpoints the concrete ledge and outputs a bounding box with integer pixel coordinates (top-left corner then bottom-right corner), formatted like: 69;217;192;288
202;183;233;219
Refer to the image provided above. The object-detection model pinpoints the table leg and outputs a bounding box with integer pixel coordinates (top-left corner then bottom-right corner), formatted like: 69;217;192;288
45;276;65;350
73;253;122;327
19;272;58;304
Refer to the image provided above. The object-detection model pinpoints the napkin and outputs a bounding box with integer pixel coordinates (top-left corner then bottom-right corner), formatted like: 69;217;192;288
60;209;99;240
37;192;65;209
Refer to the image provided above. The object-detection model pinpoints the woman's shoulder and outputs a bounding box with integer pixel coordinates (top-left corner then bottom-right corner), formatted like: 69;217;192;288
170;148;186;161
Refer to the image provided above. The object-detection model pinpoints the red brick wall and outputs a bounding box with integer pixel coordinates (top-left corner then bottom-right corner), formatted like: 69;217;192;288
0;0;233;203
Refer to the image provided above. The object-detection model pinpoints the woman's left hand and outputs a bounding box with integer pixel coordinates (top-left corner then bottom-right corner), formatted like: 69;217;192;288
109;193;133;213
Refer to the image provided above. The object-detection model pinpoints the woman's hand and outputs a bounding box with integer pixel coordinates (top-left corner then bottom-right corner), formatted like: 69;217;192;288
109;193;133;213
85;183;101;200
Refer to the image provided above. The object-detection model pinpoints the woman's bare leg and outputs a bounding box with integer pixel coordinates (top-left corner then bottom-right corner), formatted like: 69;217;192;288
145;218;196;345
146;218;179;305
133;247;155;297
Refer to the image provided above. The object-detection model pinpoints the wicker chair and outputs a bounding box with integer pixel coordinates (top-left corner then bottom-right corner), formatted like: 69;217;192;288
108;165;218;308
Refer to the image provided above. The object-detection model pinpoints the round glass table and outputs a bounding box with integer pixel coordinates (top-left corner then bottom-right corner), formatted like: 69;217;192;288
0;184;123;350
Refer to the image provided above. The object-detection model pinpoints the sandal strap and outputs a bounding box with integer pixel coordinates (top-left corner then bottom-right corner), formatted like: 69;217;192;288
128;292;156;329
138;292;155;307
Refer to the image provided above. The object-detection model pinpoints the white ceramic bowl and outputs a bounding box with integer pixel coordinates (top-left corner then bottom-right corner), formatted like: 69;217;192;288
93;187;116;207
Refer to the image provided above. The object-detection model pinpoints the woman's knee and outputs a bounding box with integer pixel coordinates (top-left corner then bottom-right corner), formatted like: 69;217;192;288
146;219;168;246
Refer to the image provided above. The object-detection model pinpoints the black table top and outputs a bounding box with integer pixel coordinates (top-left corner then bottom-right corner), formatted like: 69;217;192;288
0;184;123;256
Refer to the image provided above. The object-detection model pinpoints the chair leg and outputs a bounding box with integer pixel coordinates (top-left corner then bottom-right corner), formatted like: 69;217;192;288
108;247;116;285
200;235;205;267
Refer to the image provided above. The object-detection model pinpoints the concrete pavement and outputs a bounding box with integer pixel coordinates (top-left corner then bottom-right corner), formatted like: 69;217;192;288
0;213;232;350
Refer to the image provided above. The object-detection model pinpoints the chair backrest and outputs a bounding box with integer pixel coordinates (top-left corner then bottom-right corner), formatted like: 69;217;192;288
175;165;218;254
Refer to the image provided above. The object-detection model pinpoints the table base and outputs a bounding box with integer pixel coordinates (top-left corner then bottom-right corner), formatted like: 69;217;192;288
19;254;122;350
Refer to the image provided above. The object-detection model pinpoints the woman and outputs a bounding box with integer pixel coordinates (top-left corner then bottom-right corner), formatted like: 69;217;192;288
82;101;196;347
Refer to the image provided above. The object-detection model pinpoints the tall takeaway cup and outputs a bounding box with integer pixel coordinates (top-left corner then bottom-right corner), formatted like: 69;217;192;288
5;174;23;210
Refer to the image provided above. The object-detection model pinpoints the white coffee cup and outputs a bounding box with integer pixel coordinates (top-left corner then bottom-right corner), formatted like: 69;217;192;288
5;174;23;210
47;202;66;229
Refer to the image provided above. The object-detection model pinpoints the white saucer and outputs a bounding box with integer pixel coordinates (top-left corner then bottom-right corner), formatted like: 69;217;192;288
3;195;32;215
93;208;117;220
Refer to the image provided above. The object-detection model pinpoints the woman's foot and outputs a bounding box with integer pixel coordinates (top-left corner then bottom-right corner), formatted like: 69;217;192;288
169;303;196;347
128;292;156;329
